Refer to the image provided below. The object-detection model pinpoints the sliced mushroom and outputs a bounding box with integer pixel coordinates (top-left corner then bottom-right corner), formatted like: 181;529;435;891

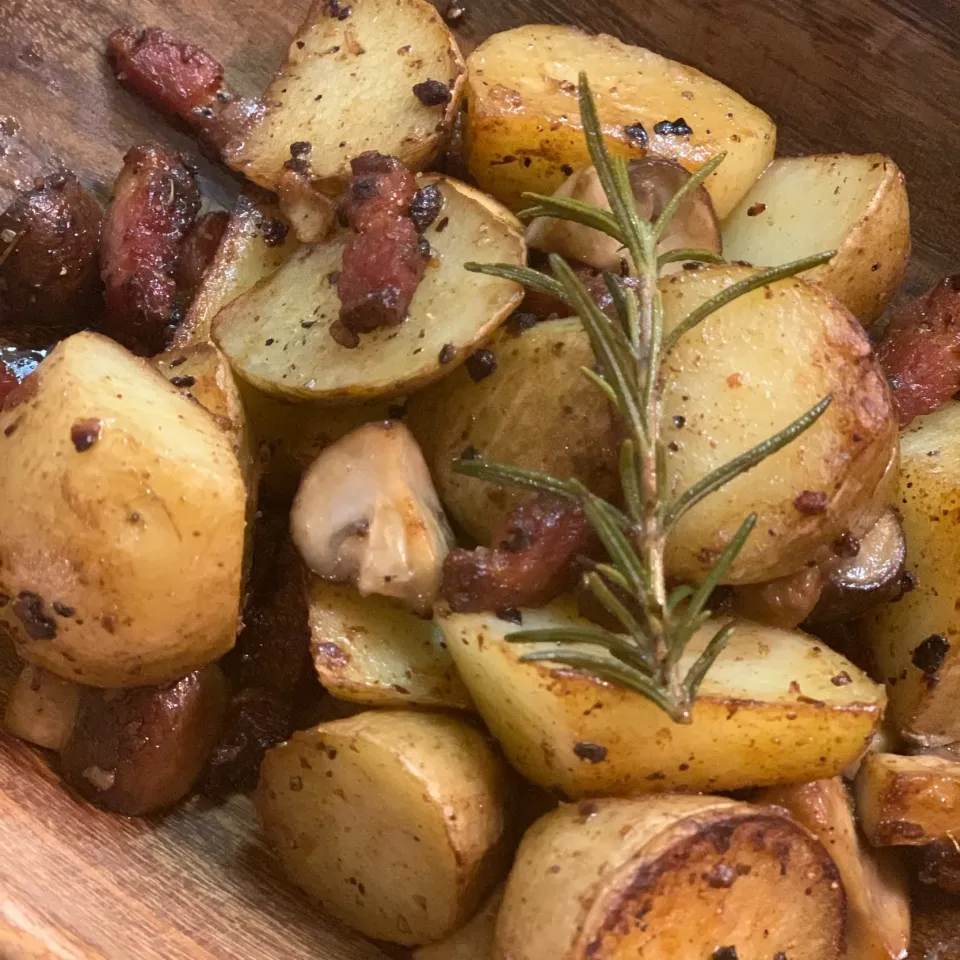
291;421;453;615
731;564;824;629
3;664;80;751
525;157;721;273
275;162;336;244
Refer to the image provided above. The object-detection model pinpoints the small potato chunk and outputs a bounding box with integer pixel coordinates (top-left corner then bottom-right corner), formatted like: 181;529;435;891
256;710;511;946
226;0;464;193
307;579;472;709
439;605;884;796
722;154;910;324
661;265;896;584
496;796;844;960
60;665;227;815
756;778;909;960
0;333;247;687
856;753;960;847
414;887;502;960
213;176;525;402
3;664;79;751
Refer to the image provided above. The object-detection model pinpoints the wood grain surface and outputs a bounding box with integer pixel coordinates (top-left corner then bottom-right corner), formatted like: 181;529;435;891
1;0;959;957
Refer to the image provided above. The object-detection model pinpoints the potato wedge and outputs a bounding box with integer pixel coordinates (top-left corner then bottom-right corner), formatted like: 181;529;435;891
861;401;960;746
257;710;511;946
661;265;896;583
413;887;502;960
722;154;910;324
756;778;909;960
307;579;472;709
226;0;465;193
214;176;524;402
496;796;844;960
0;333;246;687
464;25;775;216
407;318;620;543
439;605;884;796
3;664;79;751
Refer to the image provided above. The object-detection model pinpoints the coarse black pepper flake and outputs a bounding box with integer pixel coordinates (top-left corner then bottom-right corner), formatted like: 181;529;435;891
169;375;196;388
560;163;574;176
673;415;686;428
912;634;950;675
435;215;450;233
169;355;188;367
71;419;101;453
327;0;352;18
409;184;444;232
496;607;523;625
465;348;497;382
747;202;767;217
831;671;852;686
438;343;456;364
506;312;538;336
460;445;480;460
261;217;289;247
654;117;694;136
417;235;432;258
712;948;738;960
624;121;648;147
12;591;57;641
573;742;607;764
52;601;75;618
290;140;312;157
413;79;452;107
793;490;827;515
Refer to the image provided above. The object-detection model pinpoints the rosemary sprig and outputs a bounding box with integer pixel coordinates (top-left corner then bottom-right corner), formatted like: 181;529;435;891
460;73;834;723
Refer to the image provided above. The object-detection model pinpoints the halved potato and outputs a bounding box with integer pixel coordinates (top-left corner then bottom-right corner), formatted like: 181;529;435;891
464;25;775;215
496;796;844;960
413;887;502;960
256;710;511;946
856;753;960;846
756;778;909;960
407;318;620;543
0;333;246;687
3;664;79;751
439;604;885;796
214;176;524;402
722;154;910;324
226;0;465;193
307;579;472;709
661;265;896;583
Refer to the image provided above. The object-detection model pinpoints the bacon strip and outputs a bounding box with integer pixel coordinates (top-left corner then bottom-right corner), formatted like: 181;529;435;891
441;494;598;613
100;144;201;355
877;275;960;426
175;209;229;306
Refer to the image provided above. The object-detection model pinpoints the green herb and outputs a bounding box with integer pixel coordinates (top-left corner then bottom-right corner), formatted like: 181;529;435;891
460;74;833;723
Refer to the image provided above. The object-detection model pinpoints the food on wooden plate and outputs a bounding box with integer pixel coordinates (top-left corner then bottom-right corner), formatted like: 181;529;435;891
464;25;775;215
0;332;246;687
3;664;80;751
213;175;525;401
307;579;472;709
256;710;511;945
291;421;452;615
224;0;465;193
412;886;502;960
497;795;845;960
856;753;960;847
59;664;227;815
756;777;910;960
722;153;911;323
439;605;884;796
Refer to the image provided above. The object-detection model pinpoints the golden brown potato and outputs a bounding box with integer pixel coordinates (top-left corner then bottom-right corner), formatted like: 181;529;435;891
496;796;845;960
660;265;896;584
721;154;910;324
413;887;502;960
439;604;885;796
257;710;511;946
3;664;79;751
756;778;909;960
226;0;465;193
307;579;472;709
464;25;775;216
0;333;247;687
213;176;524;402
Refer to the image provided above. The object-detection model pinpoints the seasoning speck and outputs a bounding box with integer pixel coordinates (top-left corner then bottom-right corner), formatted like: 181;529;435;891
623;122;648;147
261;217;289;247
912;634;950;675
71;419;101;453
712;949;738;960
413;79;452;107
747;202;767;217
793;490;827;515
465;349;497;382
290;140;312;157
831;671;852;686
438;343;456;364
327;0;351;18
496;607;523;625
52;601;75;618
654;118;694;136
460;445;480;461
573;742;608;764
12;591;56;641
169;375;196;388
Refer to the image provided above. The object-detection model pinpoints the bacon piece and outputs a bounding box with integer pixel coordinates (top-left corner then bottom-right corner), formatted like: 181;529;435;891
100;144;201;355
441;494;598;612
175;209;229;306
336;152;429;336
877;275;960;426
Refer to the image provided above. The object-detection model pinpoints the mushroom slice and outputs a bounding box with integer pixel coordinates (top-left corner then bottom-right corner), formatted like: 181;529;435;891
525;157;721;273
291;421;453;615
3;664;80;751
731;564;824;629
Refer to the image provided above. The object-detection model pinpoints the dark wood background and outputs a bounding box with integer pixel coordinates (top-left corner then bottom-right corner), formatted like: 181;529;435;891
1;0;958;956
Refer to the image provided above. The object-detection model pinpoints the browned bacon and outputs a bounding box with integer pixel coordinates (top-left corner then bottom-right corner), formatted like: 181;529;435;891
175;209;229;305
336;152;429;338
100;144;201;355
441;494;598;613
877;275;960;426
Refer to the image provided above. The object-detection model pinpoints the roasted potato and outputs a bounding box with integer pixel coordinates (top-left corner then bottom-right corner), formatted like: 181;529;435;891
862;401;960;746
413;887;502;960
0;333;247;687
756;778;910;959
214;176;525;402
464;25;775;215
407;318;620;544
3;663;79;751
439;604;885;796
59;665;226;816
722;154;910;324
307;579;472;709
660;265;896;583
856;753;960;847
257;710;511;946
226;0;465;193
496;796;845;960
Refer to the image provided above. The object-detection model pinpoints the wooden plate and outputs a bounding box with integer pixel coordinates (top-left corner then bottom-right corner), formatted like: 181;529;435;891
1;1;959;956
